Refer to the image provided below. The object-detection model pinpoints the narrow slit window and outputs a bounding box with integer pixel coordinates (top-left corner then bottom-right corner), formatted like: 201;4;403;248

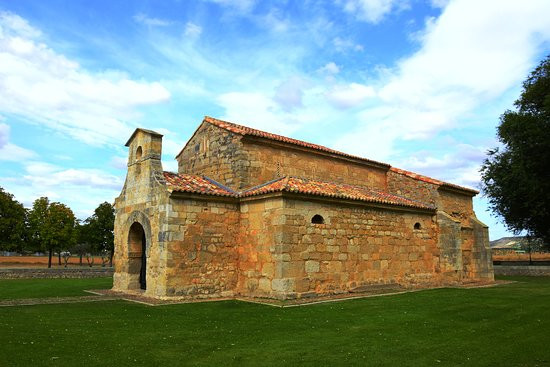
311;214;325;224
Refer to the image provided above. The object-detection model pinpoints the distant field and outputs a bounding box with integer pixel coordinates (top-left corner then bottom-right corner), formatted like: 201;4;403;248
0;256;108;268
1;276;550;366
492;252;550;262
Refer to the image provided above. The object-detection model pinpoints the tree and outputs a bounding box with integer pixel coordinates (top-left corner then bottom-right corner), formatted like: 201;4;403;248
0;187;27;252
27;197;49;255
87;202;115;266
28;198;77;268
73;219;93;266
481;55;550;245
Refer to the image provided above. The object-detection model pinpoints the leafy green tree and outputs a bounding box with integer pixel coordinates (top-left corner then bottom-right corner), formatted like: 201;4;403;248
73;219;93;266
29;197;77;268
28;197;49;254
481;55;550;245
87;202;115;266
0;187;27;252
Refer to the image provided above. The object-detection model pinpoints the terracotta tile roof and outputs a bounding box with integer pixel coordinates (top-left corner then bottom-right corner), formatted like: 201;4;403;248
203;116;390;168
163;171;433;210
163;172;235;197
389;167;478;195
241;176;435;210
389;167;443;185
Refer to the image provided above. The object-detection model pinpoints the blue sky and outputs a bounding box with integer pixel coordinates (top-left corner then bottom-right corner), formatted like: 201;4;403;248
0;0;549;240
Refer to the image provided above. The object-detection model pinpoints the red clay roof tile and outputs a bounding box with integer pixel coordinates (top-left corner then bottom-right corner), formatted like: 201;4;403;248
163;172;235;197
389;167;478;194
241;176;435;210
163;172;433;209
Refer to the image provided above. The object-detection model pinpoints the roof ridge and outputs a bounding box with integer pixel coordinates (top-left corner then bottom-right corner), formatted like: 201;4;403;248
240;176;288;195
389;167;478;194
202;175;237;194
203;116;390;168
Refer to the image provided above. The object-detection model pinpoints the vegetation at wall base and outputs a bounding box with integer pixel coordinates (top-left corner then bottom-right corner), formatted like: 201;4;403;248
1;276;550;366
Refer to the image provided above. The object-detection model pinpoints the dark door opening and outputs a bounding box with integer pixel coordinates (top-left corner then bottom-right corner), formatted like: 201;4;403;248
128;222;147;291
139;230;146;290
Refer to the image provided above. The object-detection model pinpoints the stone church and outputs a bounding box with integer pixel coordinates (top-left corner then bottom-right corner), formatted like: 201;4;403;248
113;116;494;300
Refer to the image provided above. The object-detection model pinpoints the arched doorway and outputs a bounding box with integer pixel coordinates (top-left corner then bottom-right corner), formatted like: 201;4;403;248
128;222;147;290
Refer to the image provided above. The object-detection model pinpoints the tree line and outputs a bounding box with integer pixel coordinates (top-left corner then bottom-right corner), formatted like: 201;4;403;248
0;186;114;268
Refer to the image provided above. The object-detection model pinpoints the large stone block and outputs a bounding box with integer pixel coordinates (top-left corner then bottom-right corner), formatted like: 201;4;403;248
272;278;295;293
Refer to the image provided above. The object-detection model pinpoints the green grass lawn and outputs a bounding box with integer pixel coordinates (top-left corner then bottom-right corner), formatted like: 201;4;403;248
0;277;112;300
1;276;549;366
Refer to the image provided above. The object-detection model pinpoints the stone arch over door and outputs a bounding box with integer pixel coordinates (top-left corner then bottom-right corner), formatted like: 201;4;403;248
126;211;152;290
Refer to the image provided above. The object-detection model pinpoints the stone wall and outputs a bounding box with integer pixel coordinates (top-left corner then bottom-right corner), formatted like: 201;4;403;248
236;197;285;298
177;122;248;188
163;196;240;297
437;188;475;226
241;139;388;190
387;170;439;206
273;198;442;299
436;211;463;281
493;265;550;276
176;123;388;191
0;268;113;279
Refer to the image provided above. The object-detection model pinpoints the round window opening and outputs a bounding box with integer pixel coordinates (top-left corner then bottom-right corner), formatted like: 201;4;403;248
414;222;421;230
311;214;325;224
135;146;143;161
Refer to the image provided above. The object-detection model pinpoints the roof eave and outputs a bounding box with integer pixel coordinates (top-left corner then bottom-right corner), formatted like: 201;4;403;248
125;128;163;147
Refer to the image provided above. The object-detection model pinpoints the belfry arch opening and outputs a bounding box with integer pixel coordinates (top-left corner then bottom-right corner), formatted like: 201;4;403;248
128;222;147;290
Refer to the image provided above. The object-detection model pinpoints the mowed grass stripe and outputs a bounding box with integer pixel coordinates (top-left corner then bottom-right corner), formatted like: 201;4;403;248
0;277;112;300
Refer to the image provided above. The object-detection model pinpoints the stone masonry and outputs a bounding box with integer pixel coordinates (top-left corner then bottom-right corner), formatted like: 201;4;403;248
113;116;494;300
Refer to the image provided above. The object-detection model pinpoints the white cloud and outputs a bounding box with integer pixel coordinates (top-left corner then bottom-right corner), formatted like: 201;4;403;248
1;160;123;218
217;92;294;134
325;83;376;109
0;11;171;147
318;62;340;75
430;0;451;8
0;142;36;161
341;0;406;24
204;0;256;13
334;0;550;160
216;88;338;138
133;13;173;27
0;122;36;161
23;161;123;190
184;22;202;38
260;9;291;33
273;77;309;111
0;11;41;38
109;156;127;170
0;120;7;147
332;37;364;52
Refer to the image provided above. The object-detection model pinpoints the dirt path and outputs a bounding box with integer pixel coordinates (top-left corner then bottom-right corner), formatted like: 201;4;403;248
0;295;120;307
0;280;514;308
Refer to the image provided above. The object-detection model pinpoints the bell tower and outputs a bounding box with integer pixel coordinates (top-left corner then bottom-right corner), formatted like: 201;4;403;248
122;128;164;203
